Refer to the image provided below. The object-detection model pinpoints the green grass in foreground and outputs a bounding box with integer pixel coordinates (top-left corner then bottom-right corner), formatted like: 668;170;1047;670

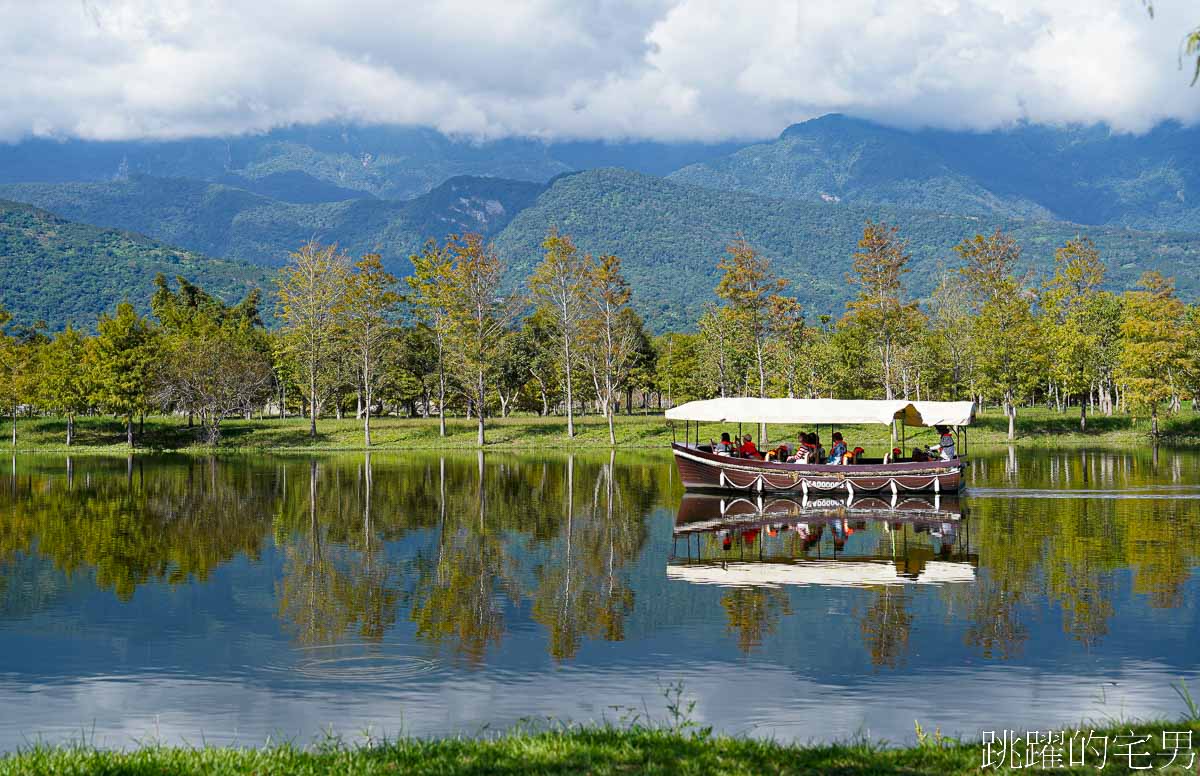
4;721;1200;775
6;405;1200;453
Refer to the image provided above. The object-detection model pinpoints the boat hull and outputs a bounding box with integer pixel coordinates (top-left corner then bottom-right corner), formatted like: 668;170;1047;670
672;443;963;494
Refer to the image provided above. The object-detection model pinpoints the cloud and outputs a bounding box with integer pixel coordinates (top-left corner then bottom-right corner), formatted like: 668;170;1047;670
1;0;1197;143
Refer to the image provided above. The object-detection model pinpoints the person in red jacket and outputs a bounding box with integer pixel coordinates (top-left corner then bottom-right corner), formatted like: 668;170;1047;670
738;434;762;459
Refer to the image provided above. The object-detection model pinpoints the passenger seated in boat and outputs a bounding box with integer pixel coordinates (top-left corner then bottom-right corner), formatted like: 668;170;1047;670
828;432;848;464
764;443;790;462
814;434;826;464
738;434;762;459
713;432;735;455
911;446;930;462
788;433;816;463
935;425;957;460
847;446;865;464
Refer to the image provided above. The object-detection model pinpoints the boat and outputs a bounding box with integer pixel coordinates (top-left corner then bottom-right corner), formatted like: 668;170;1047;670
668;491;976;589
667;398;974;495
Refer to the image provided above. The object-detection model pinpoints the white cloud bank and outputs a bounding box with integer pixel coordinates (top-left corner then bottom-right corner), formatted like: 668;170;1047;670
1;0;1198;142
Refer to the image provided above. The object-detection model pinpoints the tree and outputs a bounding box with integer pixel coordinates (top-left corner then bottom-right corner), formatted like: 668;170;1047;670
767;296;807;398
955;229;1023;305
972;282;1043;440
928;270;974;400
520;310;562;416
342;254;400;448
442;234;516;446
155;320;274;444
1042;238;1109;430
529;228;593;438
89;302;156;447
845;222;919;399
495;328;532;417
955;229;1037;439
276;241;348;438
582;255;638;445
653;332;706;407
37;326;92;445
697;303;745;398
408;240;454;436
1118;271;1185;436
715;238;789;399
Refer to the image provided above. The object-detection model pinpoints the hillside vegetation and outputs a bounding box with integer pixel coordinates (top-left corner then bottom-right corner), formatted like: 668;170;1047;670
494;168;1200;331
0;200;267;330
0;175;544;273
671;114;1200;232
6;169;1200;333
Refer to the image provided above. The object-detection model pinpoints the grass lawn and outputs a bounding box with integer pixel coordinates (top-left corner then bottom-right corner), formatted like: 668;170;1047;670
5;405;1200;453
3;720;1198;774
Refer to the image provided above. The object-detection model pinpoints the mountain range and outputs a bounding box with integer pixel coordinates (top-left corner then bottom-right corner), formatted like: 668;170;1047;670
2;114;1199;332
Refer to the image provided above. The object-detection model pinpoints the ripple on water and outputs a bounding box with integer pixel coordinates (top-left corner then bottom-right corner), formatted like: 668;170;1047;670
261;643;440;683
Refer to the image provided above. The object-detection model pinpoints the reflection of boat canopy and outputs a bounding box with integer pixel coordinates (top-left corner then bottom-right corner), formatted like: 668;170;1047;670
666;560;975;588
665;398;975;427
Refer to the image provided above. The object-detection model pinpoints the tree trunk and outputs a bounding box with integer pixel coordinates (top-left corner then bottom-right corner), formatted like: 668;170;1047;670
607;406;616;446
1079;400;1087;432
1007;402;1015;441
363;385;372;448
10;406;15;447
66;414;74;447
127;416;134;448
1152;406;1160;438
309;373;317;438
476;370;486;446
438;348;447;437
564;336;575;438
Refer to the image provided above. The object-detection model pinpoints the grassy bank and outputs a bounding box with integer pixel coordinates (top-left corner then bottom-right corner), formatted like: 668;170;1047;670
5;406;1200;454
4;720;1199;774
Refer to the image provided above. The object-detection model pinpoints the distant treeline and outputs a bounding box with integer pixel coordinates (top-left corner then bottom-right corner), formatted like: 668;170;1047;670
0;221;1194;446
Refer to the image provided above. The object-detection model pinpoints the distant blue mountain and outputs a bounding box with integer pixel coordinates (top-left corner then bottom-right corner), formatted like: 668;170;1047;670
0;124;746;201
670;114;1200;231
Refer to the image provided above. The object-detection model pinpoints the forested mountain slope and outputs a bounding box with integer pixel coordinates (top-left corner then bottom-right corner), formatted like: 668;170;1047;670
0;175;544;272
493;169;1200;332
669;114;1200;232
0;200;267;330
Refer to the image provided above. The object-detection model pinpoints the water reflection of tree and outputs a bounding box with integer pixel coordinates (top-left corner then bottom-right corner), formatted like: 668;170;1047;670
529;454;644;661
276;459;398;645
0;457;271;602
408;456;510;664
719;586;792;654
857;586;913;669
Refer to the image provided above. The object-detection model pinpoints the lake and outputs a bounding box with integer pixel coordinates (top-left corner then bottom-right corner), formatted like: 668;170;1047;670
0;447;1197;750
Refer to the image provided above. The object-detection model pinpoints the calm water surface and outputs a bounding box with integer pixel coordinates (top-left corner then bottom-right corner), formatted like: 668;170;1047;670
1;448;1198;749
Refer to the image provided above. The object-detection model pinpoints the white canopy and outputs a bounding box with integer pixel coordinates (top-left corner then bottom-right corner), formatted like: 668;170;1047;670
665;398;974;427
665;559;975;588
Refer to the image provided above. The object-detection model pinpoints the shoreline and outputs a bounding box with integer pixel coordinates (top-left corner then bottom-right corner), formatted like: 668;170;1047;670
3;719;1198;774
4;407;1200;455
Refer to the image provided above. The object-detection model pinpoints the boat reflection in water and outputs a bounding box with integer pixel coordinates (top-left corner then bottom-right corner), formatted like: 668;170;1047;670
669;492;976;588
